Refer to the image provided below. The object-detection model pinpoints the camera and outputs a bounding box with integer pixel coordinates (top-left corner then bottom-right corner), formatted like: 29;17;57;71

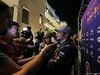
23;27;28;31
21;26;32;39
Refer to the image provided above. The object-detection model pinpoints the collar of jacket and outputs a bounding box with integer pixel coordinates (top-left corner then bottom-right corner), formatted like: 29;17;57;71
58;41;69;47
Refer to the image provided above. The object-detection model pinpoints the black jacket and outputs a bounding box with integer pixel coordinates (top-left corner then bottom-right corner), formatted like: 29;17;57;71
47;41;74;75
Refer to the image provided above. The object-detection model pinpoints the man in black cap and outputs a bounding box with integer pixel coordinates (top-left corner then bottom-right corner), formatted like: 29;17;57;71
47;26;74;75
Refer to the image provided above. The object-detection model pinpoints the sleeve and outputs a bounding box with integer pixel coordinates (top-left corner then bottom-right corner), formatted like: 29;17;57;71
0;51;9;67
0;44;18;63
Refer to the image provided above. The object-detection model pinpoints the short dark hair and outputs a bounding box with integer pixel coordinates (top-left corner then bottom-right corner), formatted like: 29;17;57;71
44;34;52;39
0;1;10;13
63;32;71;41
8;21;20;28
67;35;71;41
27;26;31;30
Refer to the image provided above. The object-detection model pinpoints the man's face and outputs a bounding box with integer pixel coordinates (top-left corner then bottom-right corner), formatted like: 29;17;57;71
7;25;19;38
0;9;12;34
56;32;65;42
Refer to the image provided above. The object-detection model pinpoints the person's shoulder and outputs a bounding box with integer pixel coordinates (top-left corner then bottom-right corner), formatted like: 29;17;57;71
64;42;73;48
0;38;7;45
62;45;72;50
0;51;9;67
61;43;73;52
0;51;9;58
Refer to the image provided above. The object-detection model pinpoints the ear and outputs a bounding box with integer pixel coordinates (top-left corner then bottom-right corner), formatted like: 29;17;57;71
65;33;68;38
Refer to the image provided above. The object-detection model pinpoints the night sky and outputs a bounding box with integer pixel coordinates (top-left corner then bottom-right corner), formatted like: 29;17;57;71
47;0;82;34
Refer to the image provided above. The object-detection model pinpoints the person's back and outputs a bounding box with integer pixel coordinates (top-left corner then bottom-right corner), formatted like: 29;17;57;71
72;34;79;75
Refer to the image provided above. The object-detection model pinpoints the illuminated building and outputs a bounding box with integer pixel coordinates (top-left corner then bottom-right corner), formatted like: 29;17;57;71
2;0;46;36
2;0;67;35
44;1;67;33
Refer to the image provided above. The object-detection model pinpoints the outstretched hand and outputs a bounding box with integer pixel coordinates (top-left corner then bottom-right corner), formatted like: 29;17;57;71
42;43;56;55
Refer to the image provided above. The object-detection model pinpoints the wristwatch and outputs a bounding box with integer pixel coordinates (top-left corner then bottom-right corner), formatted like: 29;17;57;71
39;50;48;58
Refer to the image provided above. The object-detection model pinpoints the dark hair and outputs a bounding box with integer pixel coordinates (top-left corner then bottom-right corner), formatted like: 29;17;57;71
27;26;31;30
44;34;52;39
8;21;19;28
67;35;71;41
46;33;52;37
63;32;71;41
0;1;10;13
